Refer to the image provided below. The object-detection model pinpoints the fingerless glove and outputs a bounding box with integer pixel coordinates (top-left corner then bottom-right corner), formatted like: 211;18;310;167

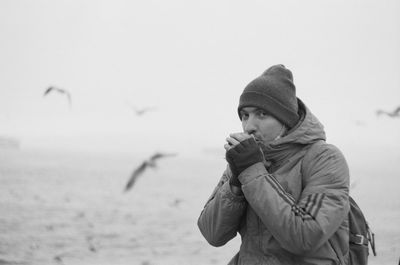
226;138;264;186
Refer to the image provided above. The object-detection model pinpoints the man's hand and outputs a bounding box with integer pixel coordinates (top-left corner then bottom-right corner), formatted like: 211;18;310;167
224;132;254;151
225;133;264;187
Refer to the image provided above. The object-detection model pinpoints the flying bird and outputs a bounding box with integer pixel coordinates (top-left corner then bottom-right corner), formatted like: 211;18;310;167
353;120;367;127
170;198;183;207
43;86;72;107
376;106;400;118
126;102;157;116
124;152;177;192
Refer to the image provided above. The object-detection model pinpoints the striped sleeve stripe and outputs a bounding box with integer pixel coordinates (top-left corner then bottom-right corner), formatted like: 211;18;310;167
266;175;310;219
292;205;314;220
305;193;318;213
266;175;297;205
310;193;325;217
265;177;294;206
264;175;325;220
301;193;326;219
266;174;296;204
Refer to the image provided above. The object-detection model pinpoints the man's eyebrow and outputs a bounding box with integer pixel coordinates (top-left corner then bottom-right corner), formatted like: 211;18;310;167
255;108;265;112
240;108;262;113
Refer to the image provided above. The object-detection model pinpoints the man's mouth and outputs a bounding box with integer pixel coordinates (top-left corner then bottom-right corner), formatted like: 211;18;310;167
248;134;262;144
253;137;262;144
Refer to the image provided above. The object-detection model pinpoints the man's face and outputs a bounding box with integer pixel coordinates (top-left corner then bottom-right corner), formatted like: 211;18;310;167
239;107;285;145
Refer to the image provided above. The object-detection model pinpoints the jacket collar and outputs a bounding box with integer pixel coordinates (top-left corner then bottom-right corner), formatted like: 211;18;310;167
260;99;326;169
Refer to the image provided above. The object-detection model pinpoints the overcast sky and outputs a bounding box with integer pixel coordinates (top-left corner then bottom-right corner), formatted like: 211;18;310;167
1;0;399;156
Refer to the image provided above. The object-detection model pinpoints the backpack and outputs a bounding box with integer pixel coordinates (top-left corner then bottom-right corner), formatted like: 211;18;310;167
303;141;376;265
348;196;376;264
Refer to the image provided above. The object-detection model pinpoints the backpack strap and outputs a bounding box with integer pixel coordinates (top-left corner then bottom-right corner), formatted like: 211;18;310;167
348;197;377;257
367;222;377;256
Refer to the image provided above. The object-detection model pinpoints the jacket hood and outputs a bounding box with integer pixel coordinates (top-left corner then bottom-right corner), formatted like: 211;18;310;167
277;98;326;145
261;99;326;166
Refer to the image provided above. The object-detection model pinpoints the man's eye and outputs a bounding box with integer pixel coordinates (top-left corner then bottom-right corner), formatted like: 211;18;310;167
240;113;249;120
257;111;267;117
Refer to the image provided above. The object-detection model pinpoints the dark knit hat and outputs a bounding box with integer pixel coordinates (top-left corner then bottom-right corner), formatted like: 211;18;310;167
238;64;299;128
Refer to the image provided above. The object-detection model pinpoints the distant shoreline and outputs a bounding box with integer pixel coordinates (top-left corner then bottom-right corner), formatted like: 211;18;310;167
0;136;20;149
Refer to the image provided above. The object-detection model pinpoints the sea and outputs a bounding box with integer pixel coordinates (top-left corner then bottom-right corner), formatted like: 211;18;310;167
0;147;398;265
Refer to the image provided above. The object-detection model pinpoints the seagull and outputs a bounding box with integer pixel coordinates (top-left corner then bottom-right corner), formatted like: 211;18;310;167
376;106;400;118
126;102;157;116
353;120;367;127
124;152;177;192
43;86;72;107
170;198;183;207
85;235;97;253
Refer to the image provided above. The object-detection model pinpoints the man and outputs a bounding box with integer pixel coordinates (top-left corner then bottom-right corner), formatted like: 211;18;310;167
197;65;350;264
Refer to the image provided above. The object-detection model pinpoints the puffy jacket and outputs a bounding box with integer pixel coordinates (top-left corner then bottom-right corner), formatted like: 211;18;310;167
198;100;350;265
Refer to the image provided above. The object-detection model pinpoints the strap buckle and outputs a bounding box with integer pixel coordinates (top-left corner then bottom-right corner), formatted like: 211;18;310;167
366;223;377;256
354;234;366;245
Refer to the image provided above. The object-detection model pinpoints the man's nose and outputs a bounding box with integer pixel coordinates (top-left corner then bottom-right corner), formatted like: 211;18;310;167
243;116;257;134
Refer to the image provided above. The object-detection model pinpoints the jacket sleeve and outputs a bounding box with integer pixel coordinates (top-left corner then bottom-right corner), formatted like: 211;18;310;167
197;166;247;247
238;144;350;254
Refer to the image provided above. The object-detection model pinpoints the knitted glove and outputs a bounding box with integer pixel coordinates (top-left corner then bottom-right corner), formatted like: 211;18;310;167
226;138;264;187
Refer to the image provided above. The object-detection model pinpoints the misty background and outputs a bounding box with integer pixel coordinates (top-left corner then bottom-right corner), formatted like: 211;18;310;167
1;0;399;159
1;1;400;264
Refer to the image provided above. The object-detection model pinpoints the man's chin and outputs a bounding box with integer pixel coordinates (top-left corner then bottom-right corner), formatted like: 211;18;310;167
257;141;273;152
257;141;267;149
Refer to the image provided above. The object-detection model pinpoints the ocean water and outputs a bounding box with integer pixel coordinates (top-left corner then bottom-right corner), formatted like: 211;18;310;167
0;149;239;265
0;147;398;265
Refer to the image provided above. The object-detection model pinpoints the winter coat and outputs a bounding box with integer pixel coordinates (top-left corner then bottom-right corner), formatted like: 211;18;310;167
197;100;350;265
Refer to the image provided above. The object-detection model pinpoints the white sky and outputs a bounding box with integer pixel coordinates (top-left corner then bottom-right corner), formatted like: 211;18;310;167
1;0;399;155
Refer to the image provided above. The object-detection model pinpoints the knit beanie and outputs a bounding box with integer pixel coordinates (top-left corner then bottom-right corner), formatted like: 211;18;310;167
238;64;299;128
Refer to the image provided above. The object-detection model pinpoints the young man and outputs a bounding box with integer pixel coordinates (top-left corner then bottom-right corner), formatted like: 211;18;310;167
198;65;350;265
